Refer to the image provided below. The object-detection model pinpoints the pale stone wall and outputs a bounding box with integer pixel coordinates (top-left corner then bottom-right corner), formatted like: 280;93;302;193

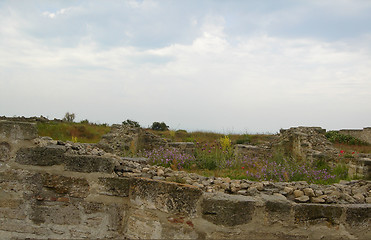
339;128;371;144
0;121;371;239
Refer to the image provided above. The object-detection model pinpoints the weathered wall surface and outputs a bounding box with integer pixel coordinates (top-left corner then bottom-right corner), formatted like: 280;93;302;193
339;127;371;144
279;127;371;179
1;121;371;239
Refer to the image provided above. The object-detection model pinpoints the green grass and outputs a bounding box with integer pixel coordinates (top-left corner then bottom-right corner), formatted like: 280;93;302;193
325;131;369;146
37;122;111;143
146;129;276;145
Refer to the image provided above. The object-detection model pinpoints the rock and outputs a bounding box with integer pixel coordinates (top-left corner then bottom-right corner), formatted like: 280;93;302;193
247;187;259;196
157;169;165;176
272;193;287;201
311;196;326;203
342;193;356;203
353;193;365;203
303;188;315;197
314;190;323;196
230;182;241;193
221;177;231;183
251;182;264;191
193;182;204;188
339;180;350;185
220;182;230;190
153;176;165;181
237;190;247;195
283;187;294;195
295;195;309;203
240;182;249;189
366;197;371;203
293;190;304;198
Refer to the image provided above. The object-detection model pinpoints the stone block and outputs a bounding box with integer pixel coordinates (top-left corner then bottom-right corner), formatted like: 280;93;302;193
0;121;37;141
201;193;256;226
263;194;292;216
15;146;65;166
130;178;202;215
0;218;52;235
294;204;343;225
345;204;371;227
64;154;114;173
30;201;81;225
106;203;127;232
98;177;130;197
41;173;90;198
0;141;11;161
81;201;105;214
126;209;163;239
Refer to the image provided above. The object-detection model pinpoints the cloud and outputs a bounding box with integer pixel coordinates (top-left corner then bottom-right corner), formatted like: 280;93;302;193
0;1;370;132
42;7;72;19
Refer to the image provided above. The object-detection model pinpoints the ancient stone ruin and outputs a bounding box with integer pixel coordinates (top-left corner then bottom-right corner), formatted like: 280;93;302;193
0;119;370;239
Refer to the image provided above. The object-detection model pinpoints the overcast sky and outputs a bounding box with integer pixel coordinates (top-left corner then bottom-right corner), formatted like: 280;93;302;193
1;0;371;133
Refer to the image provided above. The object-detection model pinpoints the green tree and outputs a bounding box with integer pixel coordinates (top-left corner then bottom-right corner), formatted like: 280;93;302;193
63;112;75;122
151;122;169;131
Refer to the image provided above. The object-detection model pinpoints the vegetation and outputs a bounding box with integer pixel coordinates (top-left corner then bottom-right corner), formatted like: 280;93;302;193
145;135;349;184
35;116;370;184
122;119;140;128
332;143;371;154
151;122;169;131
325;131;369;146
62;112;75;122
147;129;276;145
37;121;111;143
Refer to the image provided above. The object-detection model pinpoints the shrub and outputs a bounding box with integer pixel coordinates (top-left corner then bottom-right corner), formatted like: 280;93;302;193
122;119;140;128
80;119;89;124
151;122;169;131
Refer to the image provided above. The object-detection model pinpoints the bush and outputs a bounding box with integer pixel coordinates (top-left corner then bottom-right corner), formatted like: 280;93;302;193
80;119;89;124
151;122;169;131
122;119;140;128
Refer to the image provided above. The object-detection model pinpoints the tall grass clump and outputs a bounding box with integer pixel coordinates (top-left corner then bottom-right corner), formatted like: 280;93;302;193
145;147;195;170
193;136;235;170
241;153;338;184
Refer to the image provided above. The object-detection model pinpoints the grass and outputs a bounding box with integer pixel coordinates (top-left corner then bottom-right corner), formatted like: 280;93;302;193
325;131;369;146
37;121;111;143
332;143;371;154
146;129;276;145
145;140;346;184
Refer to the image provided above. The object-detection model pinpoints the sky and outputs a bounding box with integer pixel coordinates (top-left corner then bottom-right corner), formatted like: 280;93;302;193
1;0;371;133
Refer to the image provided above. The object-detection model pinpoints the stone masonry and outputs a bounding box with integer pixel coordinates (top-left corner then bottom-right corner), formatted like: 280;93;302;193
0;120;371;239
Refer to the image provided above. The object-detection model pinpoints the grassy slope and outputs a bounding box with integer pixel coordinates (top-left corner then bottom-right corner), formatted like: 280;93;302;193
37;122;111;143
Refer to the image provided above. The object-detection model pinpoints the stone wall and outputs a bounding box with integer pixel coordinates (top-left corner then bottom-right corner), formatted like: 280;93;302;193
279;127;371;179
1;121;371;239
339;127;371;145
97;124;168;156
